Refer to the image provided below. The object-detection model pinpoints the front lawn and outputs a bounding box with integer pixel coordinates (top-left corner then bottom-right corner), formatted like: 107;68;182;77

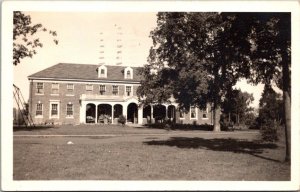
13;124;290;180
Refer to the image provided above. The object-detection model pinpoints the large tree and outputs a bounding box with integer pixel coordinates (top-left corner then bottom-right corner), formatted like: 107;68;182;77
138;12;291;160
138;12;242;132
224;13;291;161
13;11;58;65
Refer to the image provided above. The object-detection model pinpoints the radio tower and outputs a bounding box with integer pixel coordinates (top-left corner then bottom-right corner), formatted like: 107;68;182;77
99;32;105;65
115;25;123;65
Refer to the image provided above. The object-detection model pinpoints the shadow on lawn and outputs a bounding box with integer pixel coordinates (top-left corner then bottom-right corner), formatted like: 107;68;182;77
144;137;281;162
13;125;55;132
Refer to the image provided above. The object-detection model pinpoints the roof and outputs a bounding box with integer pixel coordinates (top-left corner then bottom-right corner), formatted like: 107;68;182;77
28;63;143;82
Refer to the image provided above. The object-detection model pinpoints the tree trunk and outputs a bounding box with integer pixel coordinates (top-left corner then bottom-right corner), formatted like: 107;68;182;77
213;103;221;132
282;53;291;162
237;113;240;125
228;112;231;123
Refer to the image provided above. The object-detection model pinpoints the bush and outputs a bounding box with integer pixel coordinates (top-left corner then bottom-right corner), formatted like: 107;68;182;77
118;115;126;126
260;120;279;142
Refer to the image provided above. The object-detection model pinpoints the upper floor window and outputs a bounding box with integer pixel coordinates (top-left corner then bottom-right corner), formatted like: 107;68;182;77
124;67;133;79
190;106;197;119
36;82;44;94
86;84;93;93
112;85;119;95
51;83;59;94
98;65;107;78
66;103;73;117
36;103;43;116
125;86;132;96
67;84;74;94
99;85;106;95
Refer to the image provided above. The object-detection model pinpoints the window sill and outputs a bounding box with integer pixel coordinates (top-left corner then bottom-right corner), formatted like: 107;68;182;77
35;116;43;118
50;94;59;96
202;117;209;120
66;116;74;119
50;116;59;119
35;93;44;96
66;94;74;96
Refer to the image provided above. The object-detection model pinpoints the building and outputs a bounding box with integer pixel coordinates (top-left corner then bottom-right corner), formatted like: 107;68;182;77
28;63;213;125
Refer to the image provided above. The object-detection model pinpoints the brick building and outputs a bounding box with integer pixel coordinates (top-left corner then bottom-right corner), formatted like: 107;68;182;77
28;63;213;125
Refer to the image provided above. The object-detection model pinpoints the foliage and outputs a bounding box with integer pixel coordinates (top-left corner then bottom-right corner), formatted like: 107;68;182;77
257;85;283;125
13;11;58;65
118;115;126;126
222;89;254;125
137;12;240;132
260;120;279;142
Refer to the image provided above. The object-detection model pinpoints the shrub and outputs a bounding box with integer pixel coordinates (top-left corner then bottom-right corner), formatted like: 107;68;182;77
260;120;279;142
118;115;126;126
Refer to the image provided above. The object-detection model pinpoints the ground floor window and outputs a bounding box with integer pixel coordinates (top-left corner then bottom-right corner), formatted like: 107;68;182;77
179;109;185;119
50;102;59;118
36;103;43;116
190;106;197;119
66;103;73;117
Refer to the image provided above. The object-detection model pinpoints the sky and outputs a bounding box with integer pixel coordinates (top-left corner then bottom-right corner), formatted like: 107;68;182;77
13;11;265;108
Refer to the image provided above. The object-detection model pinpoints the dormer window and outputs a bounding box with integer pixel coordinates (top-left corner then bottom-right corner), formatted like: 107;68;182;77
126;70;131;79
124;67;133;79
98;65;107;78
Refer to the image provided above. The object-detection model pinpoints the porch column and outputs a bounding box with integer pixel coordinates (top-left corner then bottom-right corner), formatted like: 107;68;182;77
122;103;127;124
80;101;86;124
138;106;143;125
95;104;98;124
111;104;114;124
150;105;154;123
165;105;168;119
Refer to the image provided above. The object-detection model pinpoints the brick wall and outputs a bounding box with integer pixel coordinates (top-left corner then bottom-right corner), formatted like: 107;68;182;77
29;81;141;125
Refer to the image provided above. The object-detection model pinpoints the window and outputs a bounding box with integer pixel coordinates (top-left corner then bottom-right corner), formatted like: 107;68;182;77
202;107;208;119
112;85;119;95
125;86;132;96
124;67;133;79
51;83;59;94
67;84;74;93
179;109;185;119
66;103;73;117
36;82;44;94
36;103;43;116
126;70;131;79
51;103;59;117
98;66;107;78
99;85;106;95
100;69;105;75
86;84;93;93
190;106;197;119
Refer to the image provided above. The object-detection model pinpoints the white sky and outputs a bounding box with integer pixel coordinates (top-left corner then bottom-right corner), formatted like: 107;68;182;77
13;11;265;108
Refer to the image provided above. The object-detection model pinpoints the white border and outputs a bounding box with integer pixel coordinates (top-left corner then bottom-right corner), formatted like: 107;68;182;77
2;0;300;191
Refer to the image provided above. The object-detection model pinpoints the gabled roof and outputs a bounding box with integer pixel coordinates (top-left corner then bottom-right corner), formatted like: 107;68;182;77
28;63;143;82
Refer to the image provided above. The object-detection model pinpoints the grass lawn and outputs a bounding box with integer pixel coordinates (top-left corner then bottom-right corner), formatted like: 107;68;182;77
13;124;290;180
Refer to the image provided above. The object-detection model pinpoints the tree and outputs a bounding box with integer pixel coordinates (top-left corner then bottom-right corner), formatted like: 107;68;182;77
13;11;58;65
223;13;291;161
257;84;284;142
138;12;242;132
222;89;254;125
257;84;284;125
